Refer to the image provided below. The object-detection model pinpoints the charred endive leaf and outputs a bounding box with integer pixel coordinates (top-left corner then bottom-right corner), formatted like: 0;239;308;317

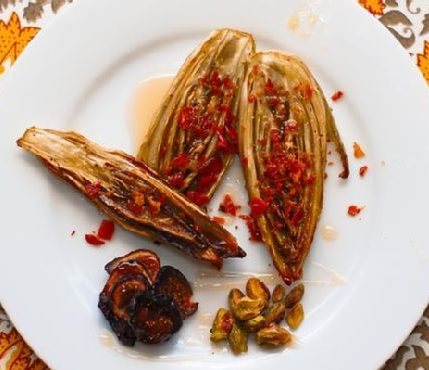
137;28;255;207
239;52;349;284
17;127;245;268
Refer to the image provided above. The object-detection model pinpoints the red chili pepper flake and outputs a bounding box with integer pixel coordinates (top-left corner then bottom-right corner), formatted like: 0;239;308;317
270;129;282;143
167;172;185;189
178;106;198;129
353;142;365;158
97;219;115;241
239;215;262;242
285;119;298;131
248;94;256;103
249;197;269;217
241;156;248;168
126;200;144;215
85;234;105;246
347;205;362;217
304;84;313;99
223;77;235;90
359;165;368;177
70;230;76;236
197;157;223;187
212;216;225;226
84;181;101;199
219;194;241;216
186;191;210;207
331;90;344;102
171;153;189;170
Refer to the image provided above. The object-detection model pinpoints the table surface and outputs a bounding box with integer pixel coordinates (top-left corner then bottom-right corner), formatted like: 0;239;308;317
0;1;428;369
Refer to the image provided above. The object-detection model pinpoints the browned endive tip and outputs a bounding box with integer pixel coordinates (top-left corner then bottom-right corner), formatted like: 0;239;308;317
17;127;245;268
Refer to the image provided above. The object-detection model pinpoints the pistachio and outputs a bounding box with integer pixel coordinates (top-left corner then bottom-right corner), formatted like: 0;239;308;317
228;323;248;354
231;296;266;320
284;283;304;308
242;315;266;333
246;278;270;306
265;302;286;325
255;324;292;347
228;288;245;309
272;284;285;303
286;303;304;330
210;308;235;342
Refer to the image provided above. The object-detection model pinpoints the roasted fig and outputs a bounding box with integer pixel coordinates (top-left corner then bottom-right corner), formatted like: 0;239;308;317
132;292;183;344
153;266;198;319
105;249;160;283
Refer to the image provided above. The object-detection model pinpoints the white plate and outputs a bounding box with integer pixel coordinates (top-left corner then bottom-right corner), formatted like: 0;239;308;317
1;0;429;369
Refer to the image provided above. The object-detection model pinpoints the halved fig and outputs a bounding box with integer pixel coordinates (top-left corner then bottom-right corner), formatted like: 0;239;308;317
132;292;183;344
153;266;198;319
105;249;160;283
98;270;151;346
100;262;151;303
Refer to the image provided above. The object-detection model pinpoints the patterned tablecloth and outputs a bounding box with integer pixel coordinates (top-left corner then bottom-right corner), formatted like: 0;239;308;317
0;1;428;369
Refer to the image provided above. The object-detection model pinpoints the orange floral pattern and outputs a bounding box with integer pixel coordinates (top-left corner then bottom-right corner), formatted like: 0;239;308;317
0;328;47;370
0;12;39;74
417;41;429;85
358;0;386;16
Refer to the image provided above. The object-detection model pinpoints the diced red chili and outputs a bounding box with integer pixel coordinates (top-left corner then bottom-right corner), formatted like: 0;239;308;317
85;234;105;246
219;194;241;216
270;129;282;143
126;200;144;215
348;205;362;217
223;77;235;90
331;91;344;101
249;197;269;217
84;181;101;199
239;215;262;242
167;172;185;188
359;165;368;177
241;157;248;168
171;153;189;170
186;191;210;207
248;94;256;103
353;142;365;158
97;219;115;241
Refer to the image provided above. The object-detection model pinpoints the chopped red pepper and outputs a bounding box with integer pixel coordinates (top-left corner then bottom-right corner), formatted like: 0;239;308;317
248;94;256;103
97;219;115;241
212;216;225;226
167;172;185;189
241;156;248;168
347;205;362;217
223;77;235;90
85;234;105;246
249;196;269;217
219;194;241;216
84;181;101;199
126;200;144;215
353;142;365;158
171;153;189;170
331;91;344;102
239;215;262;242
359;165;368;177
186;191;210;207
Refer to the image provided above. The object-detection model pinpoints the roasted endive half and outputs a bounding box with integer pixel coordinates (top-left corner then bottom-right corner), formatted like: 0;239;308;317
239;52;349;284
17;127;245;268
137;28;255;207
